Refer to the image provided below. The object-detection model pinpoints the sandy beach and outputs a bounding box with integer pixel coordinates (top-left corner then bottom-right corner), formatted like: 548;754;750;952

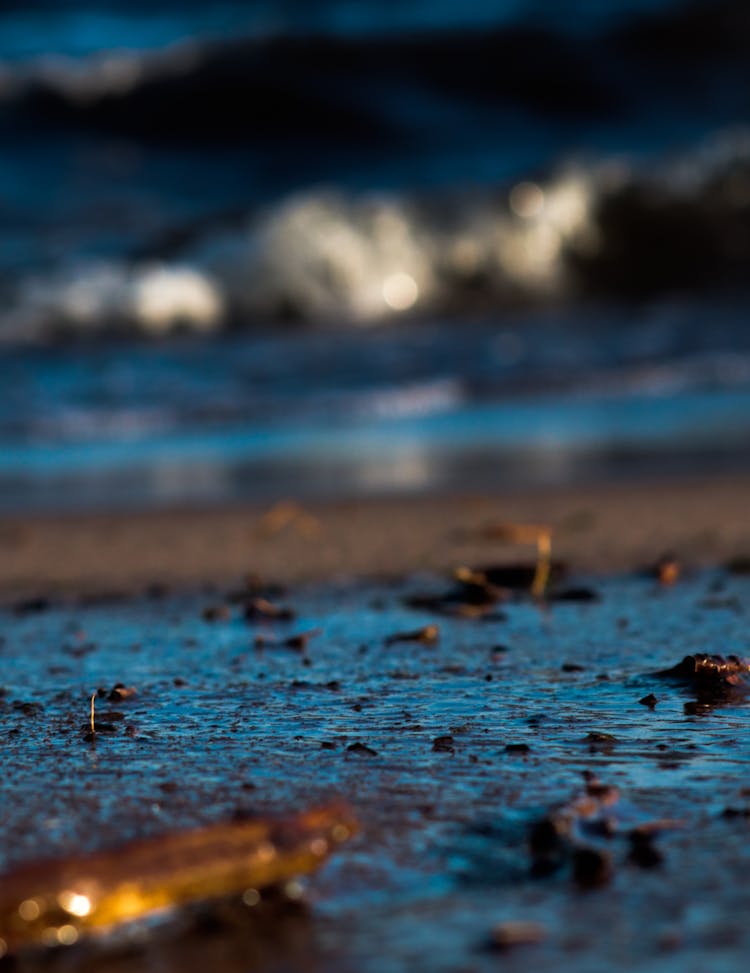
1;472;748;599
3;476;750;973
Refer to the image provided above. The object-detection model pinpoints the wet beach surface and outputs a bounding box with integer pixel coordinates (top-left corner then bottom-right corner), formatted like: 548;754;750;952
3;565;750;972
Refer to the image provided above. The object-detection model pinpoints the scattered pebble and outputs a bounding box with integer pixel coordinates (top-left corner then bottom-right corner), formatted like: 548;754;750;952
108;683;137;701
243;598;296;622
432;735;455;753
202;604;231;622
346;742;378;757
550;586;600;603
489;920;547;950
572;847;612;887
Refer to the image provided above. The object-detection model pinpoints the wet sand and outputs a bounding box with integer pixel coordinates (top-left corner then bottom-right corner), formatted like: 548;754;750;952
2;563;750;973
1;472;750;599
2;473;750;972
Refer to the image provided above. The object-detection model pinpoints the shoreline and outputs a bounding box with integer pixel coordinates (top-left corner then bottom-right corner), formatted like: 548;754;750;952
1;471;748;599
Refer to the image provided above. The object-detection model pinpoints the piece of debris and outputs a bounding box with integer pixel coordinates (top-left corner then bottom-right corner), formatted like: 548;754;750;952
385;624;439;646
404;556;567;617
0;802;356;956
639;694;658;708
471;523;554;597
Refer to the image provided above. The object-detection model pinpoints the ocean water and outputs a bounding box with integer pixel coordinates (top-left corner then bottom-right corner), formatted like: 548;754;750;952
1;0;749;509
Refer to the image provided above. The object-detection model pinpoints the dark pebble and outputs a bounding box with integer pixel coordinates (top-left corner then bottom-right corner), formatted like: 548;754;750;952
432;735;455;753
639;694;658;707
551;587;600;603
12;596;52;616
12;701;43;716
584;732;617;751
721;806;750;818
628;832;664;868
346;742;378;757
202;604;232;622
385;624;439;646
726;555;750;575
108;683;137;701
572;847;612;887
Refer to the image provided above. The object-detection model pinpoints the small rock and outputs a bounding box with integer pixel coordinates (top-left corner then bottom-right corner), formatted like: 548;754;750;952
202;604;231;622
584;731;617;751
385;624;439;646
551;587;600;603
654;554;680;586
108;683;137;701
721;806;750;819
432;735;455;753
489;921;546;950
12;596;52;616
243;598;295;622
346;742;378;757
572;847;612;887
628;832;664;868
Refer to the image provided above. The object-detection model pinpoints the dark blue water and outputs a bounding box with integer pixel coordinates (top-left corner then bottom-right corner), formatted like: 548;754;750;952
3;300;750;510
1;0;750;509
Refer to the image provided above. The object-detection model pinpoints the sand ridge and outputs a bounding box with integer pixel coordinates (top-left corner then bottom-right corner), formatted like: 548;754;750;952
1;473;749;598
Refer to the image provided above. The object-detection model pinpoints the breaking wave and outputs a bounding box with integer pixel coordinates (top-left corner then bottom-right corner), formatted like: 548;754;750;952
1;0;750;341
2;129;750;340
